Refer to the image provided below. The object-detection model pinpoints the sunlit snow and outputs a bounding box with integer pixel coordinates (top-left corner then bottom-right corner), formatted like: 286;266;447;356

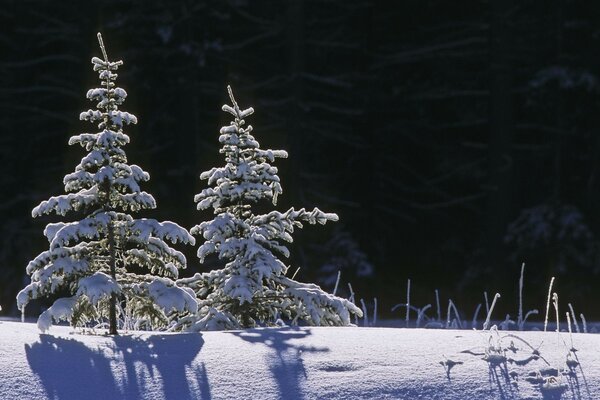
1;321;599;399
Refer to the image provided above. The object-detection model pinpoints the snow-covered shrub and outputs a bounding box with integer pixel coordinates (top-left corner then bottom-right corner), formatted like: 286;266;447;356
505;203;599;275
530;66;598;92
310;226;374;288
175;86;362;331
17;34;196;333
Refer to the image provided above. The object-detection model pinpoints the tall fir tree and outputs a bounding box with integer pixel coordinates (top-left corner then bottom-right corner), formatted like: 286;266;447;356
176;86;362;331
17;34;197;334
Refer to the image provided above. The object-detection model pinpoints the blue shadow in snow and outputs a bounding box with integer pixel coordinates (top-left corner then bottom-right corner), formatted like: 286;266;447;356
25;332;210;400
231;327;329;400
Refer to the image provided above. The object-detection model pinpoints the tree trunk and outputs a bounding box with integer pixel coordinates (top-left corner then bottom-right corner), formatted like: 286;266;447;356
108;221;118;335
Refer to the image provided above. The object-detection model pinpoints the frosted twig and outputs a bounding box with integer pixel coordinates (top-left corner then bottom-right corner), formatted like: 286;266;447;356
543;277;555;332
446;299;463;329
416;304;432;328
435;289;441;322
360;298;368;327
348;283;357;325
227;85;240;113
503;333;551;366
483;293;500;330
347;283;355;303
406;278;411;328
522;309;539;329
117;303;127;331
291;267;301;280
373;298;378;326
552;293;559;332
552;293;560;346
484;291;490;316
518;263;525;329
332;270;341;296
566;312;574;350
568;303;579;333
472;303;482;329
97;32;108;62
580;313;587;334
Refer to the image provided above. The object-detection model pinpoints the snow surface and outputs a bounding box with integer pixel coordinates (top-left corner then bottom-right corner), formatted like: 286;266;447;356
0;321;598;399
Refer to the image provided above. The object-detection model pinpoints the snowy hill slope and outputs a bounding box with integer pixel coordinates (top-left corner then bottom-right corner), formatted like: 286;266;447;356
0;321;598;399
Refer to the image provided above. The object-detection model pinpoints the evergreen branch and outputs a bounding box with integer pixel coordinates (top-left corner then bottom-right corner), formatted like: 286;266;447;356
97;32;109;63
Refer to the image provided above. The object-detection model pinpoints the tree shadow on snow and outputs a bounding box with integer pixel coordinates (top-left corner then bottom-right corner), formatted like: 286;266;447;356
563;357;591;400
487;360;518;400
110;333;210;400
25;334;121;400
231;327;329;400
25;332;210;400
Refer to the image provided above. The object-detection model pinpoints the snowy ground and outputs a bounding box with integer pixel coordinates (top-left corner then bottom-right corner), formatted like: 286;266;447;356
0;321;598;399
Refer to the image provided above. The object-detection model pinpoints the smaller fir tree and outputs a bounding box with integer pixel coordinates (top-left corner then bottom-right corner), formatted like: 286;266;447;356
176;86;362;331
17;34;197;333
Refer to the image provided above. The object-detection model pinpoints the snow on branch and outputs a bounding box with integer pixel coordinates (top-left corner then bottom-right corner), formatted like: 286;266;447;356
129;219;195;245
222;85;254;119
277;276;363;325
76;272;120;306
69;130;130;151
132;278;198;315
37;297;77;332
47;212;115;248
32;187;99;217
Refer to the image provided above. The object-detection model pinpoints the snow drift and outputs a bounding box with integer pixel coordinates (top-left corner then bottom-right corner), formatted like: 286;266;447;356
0;321;598;399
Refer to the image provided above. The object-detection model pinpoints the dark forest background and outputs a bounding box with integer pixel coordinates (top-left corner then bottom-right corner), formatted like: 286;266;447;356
2;0;600;322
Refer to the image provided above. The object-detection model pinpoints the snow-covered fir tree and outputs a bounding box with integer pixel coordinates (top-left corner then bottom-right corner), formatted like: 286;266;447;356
17;33;197;334
175;86;362;331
